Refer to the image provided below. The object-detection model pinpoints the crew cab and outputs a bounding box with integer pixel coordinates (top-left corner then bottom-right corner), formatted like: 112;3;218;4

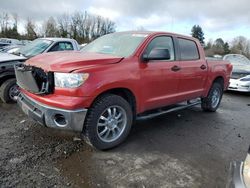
15;31;232;150
0;38;79;103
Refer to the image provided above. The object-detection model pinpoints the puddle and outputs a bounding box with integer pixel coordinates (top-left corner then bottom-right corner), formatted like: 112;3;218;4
57;145;107;188
58;148;202;188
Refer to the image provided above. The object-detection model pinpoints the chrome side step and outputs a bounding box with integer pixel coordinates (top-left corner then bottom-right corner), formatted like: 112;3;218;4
136;101;201;121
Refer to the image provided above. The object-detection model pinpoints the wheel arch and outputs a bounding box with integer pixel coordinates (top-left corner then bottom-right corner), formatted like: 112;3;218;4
89;87;137;120
0;73;16;87
213;76;224;86
204;75;225;97
201;76;224;112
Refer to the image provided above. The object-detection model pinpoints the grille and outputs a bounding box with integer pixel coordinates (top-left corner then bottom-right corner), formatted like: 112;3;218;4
15;64;54;94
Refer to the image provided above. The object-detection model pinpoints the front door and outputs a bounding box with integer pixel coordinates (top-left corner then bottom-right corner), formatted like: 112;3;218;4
139;36;180;111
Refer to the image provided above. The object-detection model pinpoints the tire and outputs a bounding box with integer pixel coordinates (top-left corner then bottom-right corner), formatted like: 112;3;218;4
201;82;223;112
0;78;19;103
83;94;133;150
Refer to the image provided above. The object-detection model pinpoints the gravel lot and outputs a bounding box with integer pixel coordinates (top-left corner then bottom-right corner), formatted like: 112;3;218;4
0;92;250;188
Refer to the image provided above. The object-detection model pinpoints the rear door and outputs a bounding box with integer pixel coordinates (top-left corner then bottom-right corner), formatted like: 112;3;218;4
177;38;208;100
140;36;180;111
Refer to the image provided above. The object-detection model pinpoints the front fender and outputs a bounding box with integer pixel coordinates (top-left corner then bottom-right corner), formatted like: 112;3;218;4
86;81;141;112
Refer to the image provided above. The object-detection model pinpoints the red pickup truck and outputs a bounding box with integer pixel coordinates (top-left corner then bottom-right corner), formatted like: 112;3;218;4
15;31;232;150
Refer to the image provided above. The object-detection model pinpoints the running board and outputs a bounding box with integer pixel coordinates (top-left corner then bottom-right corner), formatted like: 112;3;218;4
136;101;201;121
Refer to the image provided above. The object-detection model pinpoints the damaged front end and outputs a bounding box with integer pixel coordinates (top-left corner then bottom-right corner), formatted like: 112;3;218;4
14;64;54;94
15;64;88;132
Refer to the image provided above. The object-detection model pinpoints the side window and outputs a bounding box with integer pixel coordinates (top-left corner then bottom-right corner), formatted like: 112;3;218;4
145;36;175;61
49;42;74;52
178;38;199;60
62;42;74;51
49;43;59;52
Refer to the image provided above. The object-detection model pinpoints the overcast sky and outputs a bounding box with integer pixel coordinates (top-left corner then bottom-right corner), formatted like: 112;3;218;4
1;0;250;41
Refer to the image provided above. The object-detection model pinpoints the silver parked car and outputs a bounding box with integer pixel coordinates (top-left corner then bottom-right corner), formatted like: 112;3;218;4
228;146;250;188
223;54;250;93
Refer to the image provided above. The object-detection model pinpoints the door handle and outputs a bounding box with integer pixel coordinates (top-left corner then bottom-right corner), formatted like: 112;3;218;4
200;64;207;70
171;65;181;72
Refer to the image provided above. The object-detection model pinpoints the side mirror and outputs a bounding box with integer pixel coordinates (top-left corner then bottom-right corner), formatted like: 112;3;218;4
143;48;171;61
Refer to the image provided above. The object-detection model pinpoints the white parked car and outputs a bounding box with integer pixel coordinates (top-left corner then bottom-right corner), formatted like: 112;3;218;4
0;45;22;54
223;54;250;93
0;38;80;103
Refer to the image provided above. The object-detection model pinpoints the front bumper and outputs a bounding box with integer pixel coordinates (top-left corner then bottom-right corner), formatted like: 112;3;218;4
228;79;250;92
17;93;88;132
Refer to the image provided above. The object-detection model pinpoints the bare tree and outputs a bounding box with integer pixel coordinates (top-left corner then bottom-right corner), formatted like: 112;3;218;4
231;36;250;58
71;12;86;42
25;18;37;40
0;12;20;38
70;12;80;40
1;10;116;43
43;17;59;37
83;11;91;42
9;13;19;39
104;18;115;34
0;12;10;33
57;14;70;38
89;15;115;40
59;11;116;43
12;13;18;27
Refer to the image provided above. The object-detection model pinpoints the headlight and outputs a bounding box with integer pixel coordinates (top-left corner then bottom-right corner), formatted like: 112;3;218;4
54;73;89;88
240;75;250;81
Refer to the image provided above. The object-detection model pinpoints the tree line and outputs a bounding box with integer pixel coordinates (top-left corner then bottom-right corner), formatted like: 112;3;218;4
0;11;116;44
1;12;249;58
191;25;250;58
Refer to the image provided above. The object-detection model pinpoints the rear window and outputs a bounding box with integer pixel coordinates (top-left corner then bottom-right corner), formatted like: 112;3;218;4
178;38;199;60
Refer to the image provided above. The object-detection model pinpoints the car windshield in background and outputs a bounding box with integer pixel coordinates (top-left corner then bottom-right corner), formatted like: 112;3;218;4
18;39;53;57
81;33;148;57
224;54;250;66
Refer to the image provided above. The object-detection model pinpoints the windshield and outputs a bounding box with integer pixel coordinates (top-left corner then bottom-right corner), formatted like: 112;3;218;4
81;33;148;57
18;39;53;57
224;54;250;66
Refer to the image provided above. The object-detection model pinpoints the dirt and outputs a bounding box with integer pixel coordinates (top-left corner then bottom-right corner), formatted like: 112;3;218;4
1;91;250;187
0;102;86;187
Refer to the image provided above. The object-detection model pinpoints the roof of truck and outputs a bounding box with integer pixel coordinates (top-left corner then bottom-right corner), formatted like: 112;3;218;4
115;31;197;41
117;30;188;36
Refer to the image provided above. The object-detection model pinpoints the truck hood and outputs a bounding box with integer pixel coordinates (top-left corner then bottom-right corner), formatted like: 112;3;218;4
0;52;26;63
25;51;123;72
232;64;250;73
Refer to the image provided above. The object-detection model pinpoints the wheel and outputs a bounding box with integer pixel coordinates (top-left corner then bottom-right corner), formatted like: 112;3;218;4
0;78;19;103
201;82;223;112
84;94;133;150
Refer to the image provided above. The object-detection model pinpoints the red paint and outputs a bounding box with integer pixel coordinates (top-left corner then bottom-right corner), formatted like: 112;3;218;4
23;32;232;113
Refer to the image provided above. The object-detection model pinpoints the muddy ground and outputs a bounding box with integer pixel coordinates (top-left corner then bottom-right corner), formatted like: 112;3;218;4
0;92;250;188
